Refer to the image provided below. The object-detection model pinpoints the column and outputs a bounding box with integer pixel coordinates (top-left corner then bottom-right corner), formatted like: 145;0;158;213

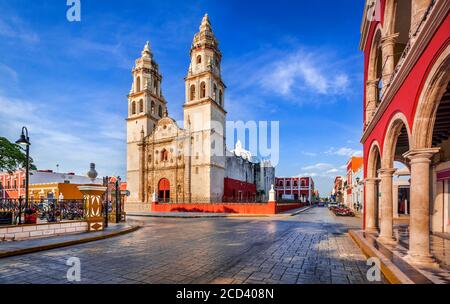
365;178;379;232
403;148;439;266
380;34;398;94
411;0;432;35
366;80;378;123
78;185;107;231
377;168;397;244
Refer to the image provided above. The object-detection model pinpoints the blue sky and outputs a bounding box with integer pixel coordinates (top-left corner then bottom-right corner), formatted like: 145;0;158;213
0;0;365;196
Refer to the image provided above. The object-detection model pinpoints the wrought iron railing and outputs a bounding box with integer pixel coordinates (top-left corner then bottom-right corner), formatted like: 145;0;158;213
0;199;85;226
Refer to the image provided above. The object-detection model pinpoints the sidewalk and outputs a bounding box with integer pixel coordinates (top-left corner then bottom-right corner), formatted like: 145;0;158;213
350;229;450;284
126;206;312;219
0;223;139;259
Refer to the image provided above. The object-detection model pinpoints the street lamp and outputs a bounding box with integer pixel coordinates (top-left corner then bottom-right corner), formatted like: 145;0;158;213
15;127;30;213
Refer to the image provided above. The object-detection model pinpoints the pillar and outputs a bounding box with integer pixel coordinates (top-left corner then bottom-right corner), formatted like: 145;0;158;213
78;185;107;231
393;181;399;218
380;34;398;94
377;168;397;244
365;178;379;233
403;148;440;266
366;80;378;123
411;0;432;35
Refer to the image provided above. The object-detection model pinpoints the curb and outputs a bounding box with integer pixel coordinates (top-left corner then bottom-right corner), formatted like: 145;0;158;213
288;206;313;216
0;226;140;259
348;230;414;284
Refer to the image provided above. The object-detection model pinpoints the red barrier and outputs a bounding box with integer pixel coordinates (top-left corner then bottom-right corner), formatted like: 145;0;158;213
151;201;277;214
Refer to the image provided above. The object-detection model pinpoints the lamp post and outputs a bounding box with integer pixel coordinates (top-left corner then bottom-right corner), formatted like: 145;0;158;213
115;176;121;224
15;127;30;211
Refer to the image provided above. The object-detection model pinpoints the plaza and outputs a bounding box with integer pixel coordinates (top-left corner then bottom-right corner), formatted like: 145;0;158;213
0;208;385;284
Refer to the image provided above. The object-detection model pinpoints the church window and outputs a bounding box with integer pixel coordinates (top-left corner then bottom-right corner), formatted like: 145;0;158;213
151;100;155;114
200;82;206;98
195;167;199;174
139;99;144;113
190;85;196;101
196;55;202;64
219;90;223;106
131;101;136;115
161;149;169;162
213;84;217;101
136;76;141;92
158;105;163;117
154;79;158;95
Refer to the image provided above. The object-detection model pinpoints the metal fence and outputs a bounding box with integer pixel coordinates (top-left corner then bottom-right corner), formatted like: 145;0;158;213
0;199;85;226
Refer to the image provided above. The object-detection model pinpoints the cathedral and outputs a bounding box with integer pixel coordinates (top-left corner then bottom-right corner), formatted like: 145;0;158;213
126;14;274;212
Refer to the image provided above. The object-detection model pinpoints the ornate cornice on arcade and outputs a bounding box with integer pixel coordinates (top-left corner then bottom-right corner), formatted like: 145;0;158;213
361;0;449;144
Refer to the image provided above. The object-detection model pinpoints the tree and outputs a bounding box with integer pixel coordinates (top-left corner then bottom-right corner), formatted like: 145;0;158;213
0;137;36;173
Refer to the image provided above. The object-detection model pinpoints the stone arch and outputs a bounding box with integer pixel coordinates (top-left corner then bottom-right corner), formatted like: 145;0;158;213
139;99;144;113
200;81;206;98
131;101;136;115
365;140;382;232
412;44;450;149
136;76;141;92
158;178;170;202
190;84;196;101
366;25;383;123
381;111;412;168
367;140;382;178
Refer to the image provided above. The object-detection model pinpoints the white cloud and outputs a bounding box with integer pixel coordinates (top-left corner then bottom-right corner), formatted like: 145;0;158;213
0;17;39;44
0;94;125;177
326;147;362;157
301;163;334;171
259;50;350;98
301;151;318;157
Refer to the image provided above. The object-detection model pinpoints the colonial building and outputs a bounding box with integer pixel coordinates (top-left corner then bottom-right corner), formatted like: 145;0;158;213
360;0;450;266
274;176;314;203
0;169;102;200
344;157;364;211
126;15;275;211
331;176;344;203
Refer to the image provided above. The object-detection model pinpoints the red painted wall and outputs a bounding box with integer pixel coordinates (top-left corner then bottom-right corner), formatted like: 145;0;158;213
223;177;256;201
151;201;305;214
152;201;276;214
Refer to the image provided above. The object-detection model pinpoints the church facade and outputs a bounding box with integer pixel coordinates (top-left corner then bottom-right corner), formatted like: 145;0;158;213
126;15;275;212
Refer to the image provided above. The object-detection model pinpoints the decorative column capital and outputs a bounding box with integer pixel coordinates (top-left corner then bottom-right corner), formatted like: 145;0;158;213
381;33;399;47
366;79;379;87
377;168;397;177
403;148;440;163
365;178;380;184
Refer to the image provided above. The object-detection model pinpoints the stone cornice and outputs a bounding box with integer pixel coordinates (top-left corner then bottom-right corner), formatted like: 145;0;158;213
126;113;158;122
361;0;449;144
359;0;370;51
183;98;227;115
403;148;441;160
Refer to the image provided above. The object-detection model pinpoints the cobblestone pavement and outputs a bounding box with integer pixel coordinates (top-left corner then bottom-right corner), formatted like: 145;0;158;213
0;207;386;284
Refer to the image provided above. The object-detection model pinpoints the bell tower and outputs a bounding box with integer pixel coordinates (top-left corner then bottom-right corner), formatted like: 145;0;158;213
184;14;227;202
127;42;167;205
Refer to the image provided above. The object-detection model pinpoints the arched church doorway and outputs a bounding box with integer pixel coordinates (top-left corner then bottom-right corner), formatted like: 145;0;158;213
158;178;170;202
